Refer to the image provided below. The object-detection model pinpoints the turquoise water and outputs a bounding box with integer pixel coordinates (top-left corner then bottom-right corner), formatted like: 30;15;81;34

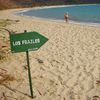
18;4;100;24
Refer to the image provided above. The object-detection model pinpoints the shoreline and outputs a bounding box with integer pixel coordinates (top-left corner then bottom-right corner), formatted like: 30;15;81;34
15;4;100;27
16;14;100;27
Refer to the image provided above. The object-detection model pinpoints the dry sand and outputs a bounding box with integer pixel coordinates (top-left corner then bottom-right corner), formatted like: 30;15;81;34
0;8;100;100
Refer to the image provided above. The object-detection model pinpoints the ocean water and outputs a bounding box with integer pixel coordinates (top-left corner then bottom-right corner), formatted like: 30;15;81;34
17;4;100;24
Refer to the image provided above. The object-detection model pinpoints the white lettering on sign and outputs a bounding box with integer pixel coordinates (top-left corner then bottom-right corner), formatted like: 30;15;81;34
13;41;21;46
21;38;40;45
12;39;40;46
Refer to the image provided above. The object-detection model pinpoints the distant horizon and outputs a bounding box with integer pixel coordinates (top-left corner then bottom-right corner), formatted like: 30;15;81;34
0;0;100;10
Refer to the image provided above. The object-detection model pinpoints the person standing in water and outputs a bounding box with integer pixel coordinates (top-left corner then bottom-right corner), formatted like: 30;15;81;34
64;12;69;23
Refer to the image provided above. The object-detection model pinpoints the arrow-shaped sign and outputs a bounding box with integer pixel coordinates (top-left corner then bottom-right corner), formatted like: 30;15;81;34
10;31;48;98
10;31;48;53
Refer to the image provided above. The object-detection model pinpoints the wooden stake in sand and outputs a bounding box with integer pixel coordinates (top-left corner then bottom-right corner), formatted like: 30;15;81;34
26;50;34;98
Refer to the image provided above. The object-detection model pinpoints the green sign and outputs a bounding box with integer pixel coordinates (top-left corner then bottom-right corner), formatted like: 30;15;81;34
10;32;48;53
10;31;48;98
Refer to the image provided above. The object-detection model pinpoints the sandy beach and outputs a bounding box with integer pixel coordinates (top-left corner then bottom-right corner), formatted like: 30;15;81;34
0;8;100;100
